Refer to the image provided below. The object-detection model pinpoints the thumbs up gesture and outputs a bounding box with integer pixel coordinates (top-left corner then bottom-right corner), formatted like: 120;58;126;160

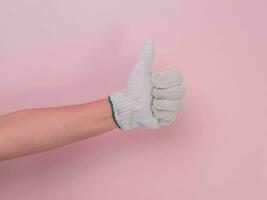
109;40;185;130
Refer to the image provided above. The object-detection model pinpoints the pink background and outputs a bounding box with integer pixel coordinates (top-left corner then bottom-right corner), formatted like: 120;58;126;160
1;0;267;199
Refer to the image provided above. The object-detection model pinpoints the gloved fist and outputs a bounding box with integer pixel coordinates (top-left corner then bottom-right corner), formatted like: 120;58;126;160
109;40;185;130
152;70;185;126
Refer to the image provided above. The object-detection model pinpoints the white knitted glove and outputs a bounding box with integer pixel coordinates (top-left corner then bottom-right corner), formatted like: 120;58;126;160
108;40;185;130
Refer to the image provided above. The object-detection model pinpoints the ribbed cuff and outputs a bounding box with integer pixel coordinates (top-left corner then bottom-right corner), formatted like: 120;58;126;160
108;96;121;129
109;90;136;130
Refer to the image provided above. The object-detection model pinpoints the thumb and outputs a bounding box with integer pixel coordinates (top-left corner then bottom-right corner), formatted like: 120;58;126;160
135;40;155;73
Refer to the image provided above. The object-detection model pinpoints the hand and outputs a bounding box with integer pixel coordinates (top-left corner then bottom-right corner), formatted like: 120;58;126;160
109;40;185;130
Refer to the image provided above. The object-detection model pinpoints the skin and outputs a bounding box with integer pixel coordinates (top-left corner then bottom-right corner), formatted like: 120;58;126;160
0;98;117;161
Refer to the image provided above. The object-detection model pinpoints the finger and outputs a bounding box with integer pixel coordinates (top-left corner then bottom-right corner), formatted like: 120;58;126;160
152;70;182;88
152;106;176;126
153;98;184;111
135;40;155;73
152;106;176;121
153;85;185;99
159;118;176;126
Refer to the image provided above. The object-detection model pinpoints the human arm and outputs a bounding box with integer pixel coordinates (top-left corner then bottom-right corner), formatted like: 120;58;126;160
0;40;185;161
0;98;116;160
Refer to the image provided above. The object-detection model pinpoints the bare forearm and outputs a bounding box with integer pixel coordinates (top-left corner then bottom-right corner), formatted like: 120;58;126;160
0;98;116;160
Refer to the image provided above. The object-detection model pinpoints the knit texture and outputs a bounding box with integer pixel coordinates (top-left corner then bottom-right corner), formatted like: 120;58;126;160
110;40;185;130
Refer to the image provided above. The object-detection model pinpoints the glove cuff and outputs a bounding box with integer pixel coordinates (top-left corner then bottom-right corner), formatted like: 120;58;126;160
109;90;137;130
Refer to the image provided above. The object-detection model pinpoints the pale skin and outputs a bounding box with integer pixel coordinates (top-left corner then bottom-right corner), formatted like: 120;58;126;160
0;98;117;161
